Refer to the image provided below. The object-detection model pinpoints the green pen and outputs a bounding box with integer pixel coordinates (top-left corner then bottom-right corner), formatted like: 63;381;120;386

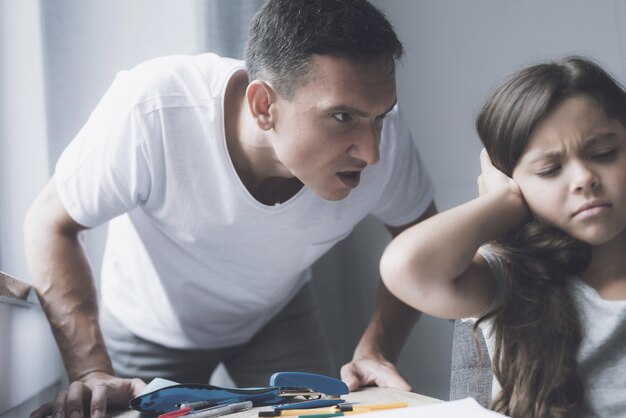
298;413;344;418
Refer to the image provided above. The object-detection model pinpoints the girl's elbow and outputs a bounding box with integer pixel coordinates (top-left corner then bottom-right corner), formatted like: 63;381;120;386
380;248;426;306
380;246;407;288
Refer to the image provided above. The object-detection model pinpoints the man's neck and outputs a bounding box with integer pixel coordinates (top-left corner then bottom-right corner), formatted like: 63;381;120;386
223;71;303;205
252;177;304;206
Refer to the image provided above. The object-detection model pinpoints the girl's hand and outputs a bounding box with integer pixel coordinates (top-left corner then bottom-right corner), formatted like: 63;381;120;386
477;148;522;198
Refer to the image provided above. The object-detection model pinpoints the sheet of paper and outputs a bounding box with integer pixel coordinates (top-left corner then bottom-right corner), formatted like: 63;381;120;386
139;377;180;395
363;398;508;418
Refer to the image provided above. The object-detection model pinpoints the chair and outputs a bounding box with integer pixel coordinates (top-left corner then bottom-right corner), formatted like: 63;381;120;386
449;319;492;407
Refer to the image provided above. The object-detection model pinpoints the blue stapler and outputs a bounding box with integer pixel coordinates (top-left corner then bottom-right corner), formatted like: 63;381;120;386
269;372;349;411
129;371;349;415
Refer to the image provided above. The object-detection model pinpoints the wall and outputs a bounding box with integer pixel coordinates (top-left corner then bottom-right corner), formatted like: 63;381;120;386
0;0;49;286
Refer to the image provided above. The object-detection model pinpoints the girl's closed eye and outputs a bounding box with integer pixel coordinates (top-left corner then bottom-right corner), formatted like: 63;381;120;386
536;165;561;177
590;148;617;161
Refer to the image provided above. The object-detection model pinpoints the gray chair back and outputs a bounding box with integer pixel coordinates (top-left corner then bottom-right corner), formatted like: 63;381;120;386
449;319;493;407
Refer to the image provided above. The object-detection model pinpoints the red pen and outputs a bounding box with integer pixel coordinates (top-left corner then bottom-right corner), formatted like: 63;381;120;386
158;407;193;418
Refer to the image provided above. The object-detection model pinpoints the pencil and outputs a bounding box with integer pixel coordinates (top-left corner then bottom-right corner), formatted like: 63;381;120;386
340;402;408;412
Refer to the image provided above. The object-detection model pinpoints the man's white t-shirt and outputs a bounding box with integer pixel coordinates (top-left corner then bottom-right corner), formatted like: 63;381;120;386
55;53;434;349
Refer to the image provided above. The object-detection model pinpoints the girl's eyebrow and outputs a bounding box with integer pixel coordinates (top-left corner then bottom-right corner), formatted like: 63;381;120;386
526;133;619;165
527;151;561;165
582;132;617;148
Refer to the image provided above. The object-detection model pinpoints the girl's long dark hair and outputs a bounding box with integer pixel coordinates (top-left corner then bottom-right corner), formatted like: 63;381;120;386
474;56;626;418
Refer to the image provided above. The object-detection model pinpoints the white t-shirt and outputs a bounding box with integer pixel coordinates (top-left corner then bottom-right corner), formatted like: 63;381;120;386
55;53;434;349
477;249;626;417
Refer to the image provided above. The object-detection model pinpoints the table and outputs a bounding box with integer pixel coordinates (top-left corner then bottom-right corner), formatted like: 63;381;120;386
107;387;443;417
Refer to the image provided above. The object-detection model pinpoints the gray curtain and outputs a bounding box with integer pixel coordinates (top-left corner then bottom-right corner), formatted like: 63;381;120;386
204;0;265;59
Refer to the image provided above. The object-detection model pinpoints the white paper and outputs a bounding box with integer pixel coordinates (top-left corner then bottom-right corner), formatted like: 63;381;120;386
139;377;180;395
360;398;508;418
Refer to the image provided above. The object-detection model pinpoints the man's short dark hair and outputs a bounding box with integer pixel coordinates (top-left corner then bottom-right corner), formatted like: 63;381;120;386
245;0;403;99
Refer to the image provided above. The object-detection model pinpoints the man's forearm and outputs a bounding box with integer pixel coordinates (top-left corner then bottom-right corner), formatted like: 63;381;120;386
25;214;113;380
354;281;420;363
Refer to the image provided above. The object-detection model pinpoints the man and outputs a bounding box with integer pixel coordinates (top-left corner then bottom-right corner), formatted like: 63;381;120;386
25;1;436;417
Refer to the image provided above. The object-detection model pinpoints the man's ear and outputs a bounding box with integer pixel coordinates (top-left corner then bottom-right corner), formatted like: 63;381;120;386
247;80;276;131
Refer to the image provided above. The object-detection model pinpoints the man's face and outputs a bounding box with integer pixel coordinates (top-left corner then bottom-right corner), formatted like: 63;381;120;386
269;54;397;201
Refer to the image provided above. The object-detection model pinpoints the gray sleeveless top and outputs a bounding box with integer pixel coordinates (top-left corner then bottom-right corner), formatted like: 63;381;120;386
478;248;626;418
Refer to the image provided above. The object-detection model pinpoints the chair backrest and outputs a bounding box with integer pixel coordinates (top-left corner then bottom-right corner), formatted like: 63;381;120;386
449;319;492;407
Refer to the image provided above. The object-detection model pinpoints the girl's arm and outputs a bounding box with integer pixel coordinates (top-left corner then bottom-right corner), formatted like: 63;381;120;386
380;150;529;319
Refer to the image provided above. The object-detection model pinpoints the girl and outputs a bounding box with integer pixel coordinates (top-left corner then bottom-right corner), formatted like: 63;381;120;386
381;56;626;418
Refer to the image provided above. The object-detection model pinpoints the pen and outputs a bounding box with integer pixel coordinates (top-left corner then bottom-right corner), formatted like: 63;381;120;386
293;412;342;418
269;402;409;418
299;413;344;418
189;400;254;417
158;407;193;418
295;411;385;418
276;407;341;416
179;400;219;410
339;402;408;412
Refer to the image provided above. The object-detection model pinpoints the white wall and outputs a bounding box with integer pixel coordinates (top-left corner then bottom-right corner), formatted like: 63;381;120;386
0;0;49;282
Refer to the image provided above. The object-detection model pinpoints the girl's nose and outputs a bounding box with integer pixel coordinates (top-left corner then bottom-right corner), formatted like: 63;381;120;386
570;162;600;193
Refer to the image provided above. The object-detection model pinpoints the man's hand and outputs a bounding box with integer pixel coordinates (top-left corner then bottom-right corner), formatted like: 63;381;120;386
25;179;146;417
29;372;146;418
340;356;411;392
340;207;437;393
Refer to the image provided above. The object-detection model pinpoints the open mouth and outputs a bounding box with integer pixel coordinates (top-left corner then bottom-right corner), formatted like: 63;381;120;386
337;171;361;189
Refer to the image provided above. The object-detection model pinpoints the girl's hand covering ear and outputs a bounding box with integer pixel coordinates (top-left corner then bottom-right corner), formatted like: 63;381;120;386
477;148;522;198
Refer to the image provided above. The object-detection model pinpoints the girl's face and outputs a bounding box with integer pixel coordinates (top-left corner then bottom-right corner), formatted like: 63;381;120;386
512;95;626;246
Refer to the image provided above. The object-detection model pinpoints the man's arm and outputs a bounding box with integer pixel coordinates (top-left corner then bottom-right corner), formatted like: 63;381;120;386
340;202;437;391
24;177;145;418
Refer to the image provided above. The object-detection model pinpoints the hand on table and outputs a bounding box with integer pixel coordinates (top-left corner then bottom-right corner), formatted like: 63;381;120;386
29;371;146;418
340;357;412;392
